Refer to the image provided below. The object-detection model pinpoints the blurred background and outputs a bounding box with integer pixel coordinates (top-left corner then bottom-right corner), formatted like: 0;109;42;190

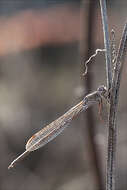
0;0;127;190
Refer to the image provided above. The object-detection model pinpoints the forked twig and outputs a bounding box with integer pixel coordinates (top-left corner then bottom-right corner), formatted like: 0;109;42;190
106;22;127;190
8;86;108;169
99;1;127;190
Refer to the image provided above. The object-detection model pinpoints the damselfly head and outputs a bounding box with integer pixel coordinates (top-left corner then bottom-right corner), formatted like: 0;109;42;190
97;85;107;94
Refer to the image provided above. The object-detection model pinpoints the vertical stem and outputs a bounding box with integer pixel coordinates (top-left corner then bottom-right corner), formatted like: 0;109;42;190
99;0;127;190
99;0;112;89
106;23;127;190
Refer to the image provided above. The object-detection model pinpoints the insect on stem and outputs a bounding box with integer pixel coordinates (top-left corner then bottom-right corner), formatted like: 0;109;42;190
8;85;108;169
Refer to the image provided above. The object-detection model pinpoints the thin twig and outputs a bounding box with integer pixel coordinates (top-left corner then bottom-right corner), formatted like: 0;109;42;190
111;29;117;66
106;23;127;190
83;49;106;76
99;0;112;89
8;85;108;169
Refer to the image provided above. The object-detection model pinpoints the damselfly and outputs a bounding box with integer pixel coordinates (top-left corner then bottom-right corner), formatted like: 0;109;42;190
8;85;108;169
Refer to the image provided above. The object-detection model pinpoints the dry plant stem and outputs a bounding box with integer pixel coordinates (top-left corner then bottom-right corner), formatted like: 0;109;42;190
8;86;108;169
83;49;106;76
99;0;112;89
111;30;117;65
107;23;127;190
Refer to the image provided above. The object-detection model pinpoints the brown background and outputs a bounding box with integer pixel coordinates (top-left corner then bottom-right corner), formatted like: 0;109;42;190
0;1;127;190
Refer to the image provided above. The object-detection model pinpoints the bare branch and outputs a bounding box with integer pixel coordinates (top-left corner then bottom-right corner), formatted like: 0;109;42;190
83;48;106;76
111;29;117;67
107;22;127;190
99;0;112;89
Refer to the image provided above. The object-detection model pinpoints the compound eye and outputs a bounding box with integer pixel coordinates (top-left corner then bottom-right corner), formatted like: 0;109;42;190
97;85;106;92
